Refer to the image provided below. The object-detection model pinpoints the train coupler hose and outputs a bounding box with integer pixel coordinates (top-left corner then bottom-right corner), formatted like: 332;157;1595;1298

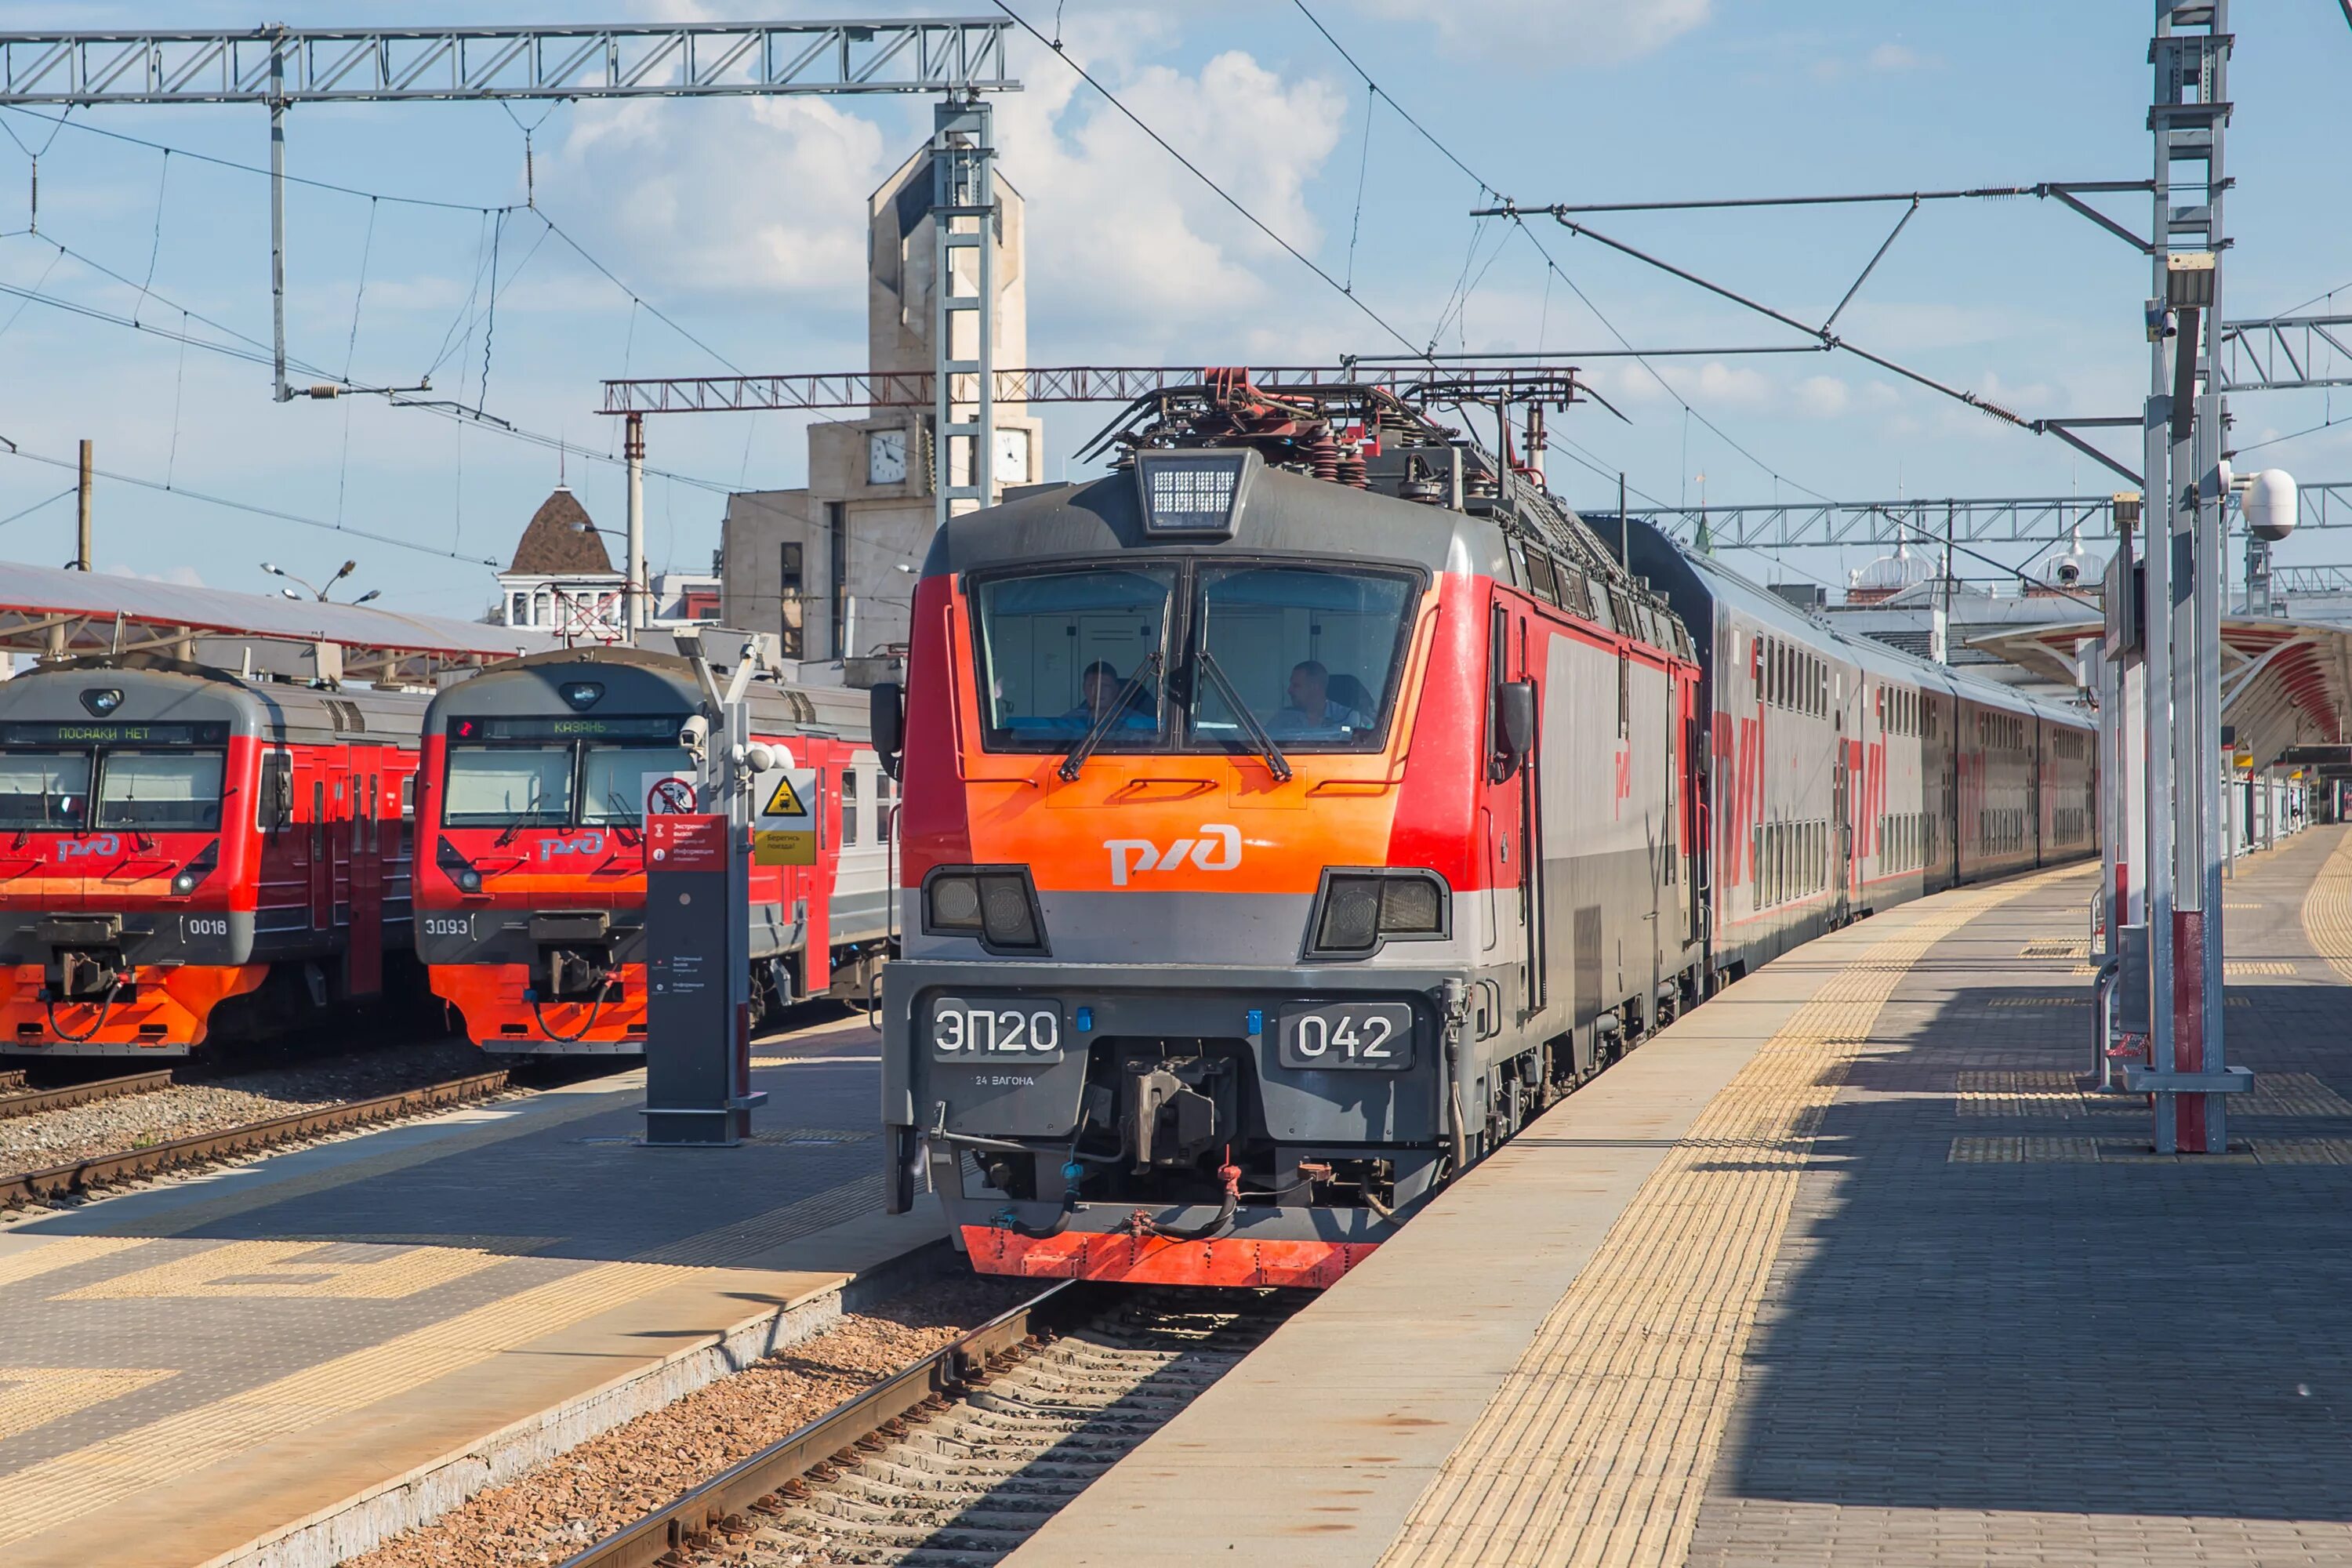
1127;1161;1242;1243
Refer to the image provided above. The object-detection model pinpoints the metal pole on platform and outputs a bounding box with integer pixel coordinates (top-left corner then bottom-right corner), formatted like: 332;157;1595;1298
2118;1;2245;1151
268;28;290;405
74;438;90;572
625;412;646;636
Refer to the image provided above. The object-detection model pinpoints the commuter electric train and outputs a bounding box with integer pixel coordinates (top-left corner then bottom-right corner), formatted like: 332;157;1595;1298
413;647;895;1053
0;655;427;1054
875;372;2097;1287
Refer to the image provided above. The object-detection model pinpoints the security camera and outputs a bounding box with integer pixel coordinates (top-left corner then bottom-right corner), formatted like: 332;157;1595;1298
741;741;777;773
678;713;712;757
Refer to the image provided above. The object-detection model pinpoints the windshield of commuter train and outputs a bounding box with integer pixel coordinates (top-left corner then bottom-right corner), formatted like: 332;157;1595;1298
95;750;225;832
441;744;574;828
581;744;695;825
972;565;1175;750
1185;564;1416;751
0;750;90;831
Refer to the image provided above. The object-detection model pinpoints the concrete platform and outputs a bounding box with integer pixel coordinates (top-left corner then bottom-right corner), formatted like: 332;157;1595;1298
0;1011;941;1568
1012;828;2352;1568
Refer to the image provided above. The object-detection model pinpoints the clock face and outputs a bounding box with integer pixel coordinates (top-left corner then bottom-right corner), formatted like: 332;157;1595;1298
993;429;1029;485
867;429;908;486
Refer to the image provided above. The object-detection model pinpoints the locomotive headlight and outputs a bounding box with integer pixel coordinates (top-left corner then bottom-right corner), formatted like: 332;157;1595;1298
456;868;483;894
927;873;982;931
923;866;1047;953
171;871;198;895
1308;869;1450;957
978;875;1040;949
81;688;124;717
560;681;604;711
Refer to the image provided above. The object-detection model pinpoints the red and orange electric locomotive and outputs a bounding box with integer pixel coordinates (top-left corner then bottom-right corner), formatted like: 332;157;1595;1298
0;655;426;1055
413;646;895;1054
876;373;2096;1287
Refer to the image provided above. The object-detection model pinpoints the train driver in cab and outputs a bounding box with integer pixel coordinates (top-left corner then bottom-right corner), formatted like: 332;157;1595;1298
1272;659;1373;737
1062;659;1157;730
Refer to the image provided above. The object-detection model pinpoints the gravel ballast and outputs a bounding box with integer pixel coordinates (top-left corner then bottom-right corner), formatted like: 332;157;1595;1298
347;1274;1032;1568
0;1040;499;1174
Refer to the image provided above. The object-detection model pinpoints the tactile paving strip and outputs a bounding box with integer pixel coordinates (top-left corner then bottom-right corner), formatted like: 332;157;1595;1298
1377;869;2072;1568
2305;833;2352;982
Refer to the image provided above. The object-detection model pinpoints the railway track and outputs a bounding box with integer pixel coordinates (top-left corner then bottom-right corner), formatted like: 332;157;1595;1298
0;1069;513;1208
561;1281;1299;1568
0;1068;174;1122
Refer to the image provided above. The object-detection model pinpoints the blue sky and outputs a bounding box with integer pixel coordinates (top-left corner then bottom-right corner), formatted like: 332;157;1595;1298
0;2;2347;621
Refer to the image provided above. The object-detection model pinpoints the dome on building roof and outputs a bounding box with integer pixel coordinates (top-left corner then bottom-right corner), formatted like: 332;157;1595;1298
1849;539;1932;594
506;487;614;575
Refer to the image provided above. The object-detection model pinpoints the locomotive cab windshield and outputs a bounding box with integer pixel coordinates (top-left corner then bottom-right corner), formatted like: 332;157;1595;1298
971;557;1419;756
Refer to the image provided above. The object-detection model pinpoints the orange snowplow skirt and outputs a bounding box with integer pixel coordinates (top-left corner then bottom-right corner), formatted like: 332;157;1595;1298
960;1225;1377;1289
0;962;266;1050
430;962;649;1048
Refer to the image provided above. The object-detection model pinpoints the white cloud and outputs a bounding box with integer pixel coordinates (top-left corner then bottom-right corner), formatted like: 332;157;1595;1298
999;49;1348;328
1350;0;1711;67
548;95;891;300
1868;42;1925;71
1794;375;1850;417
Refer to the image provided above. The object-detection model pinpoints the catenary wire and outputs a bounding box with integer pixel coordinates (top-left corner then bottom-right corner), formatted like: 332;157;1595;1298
988;0;1434;365
1284;0;1833;505
0;443;501;565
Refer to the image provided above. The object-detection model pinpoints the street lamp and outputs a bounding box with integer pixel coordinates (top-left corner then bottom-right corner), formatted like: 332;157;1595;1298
262;559;371;603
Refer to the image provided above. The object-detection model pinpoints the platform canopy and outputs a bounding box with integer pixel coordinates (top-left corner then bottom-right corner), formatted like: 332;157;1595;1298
0;560;557;685
1970;615;2352;771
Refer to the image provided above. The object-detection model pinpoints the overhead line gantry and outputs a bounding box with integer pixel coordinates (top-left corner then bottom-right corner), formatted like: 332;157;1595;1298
0;18;1021;632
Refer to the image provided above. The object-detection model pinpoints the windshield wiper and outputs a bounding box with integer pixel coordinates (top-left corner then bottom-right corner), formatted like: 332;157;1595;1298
492;796;551;848
1195;650;1293;782
604;790;643;846
1058;650;1163;782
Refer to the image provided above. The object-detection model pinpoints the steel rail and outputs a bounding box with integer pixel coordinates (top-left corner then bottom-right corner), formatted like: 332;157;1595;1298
0;1068;511;1206
0;1067;172;1121
557;1279;1094;1568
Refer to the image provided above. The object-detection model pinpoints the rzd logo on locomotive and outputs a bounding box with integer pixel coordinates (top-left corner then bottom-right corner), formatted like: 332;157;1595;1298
1104;825;1242;887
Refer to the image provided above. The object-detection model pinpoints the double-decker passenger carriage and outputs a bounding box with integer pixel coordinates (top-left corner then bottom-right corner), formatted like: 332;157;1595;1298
415;647;895;1054
877;374;1708;1287
1628;522;2100;982
0;655;426;1055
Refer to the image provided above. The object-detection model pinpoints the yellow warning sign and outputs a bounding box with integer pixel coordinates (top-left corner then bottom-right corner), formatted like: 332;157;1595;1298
762;775;808;818
753;829;816;867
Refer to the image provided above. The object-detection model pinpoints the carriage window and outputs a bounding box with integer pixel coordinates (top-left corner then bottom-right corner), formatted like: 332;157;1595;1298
442;745;573;828
1187;563;1416;750
972;565;1175;749
581;745;695;826
842;767;860;845
95;750;224;833
0;750;90;831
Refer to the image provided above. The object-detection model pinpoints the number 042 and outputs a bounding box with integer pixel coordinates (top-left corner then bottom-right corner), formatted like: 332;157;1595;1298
1291;1011;1394;1060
